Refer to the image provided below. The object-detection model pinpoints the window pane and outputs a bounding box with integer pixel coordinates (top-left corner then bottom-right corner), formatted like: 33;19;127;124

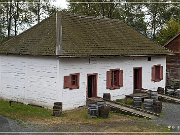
71;75;77;86
155;66;160;80
111;70;119;87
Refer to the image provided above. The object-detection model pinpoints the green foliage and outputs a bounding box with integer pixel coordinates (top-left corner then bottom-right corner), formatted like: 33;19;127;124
68;0;148;36
125;98;133;105
145;1;168;38
0;0;56;39
1;0;180;44
68;0;180;38
156;18;180;45
116;98;133;105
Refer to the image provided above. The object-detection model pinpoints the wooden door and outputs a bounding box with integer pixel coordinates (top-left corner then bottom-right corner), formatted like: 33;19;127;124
133;67;142;92
87;74;97;98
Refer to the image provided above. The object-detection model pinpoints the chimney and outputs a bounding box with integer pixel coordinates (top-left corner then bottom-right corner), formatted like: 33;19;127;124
56;12;62;55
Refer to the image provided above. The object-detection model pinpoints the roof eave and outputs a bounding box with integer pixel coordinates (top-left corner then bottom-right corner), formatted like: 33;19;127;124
57;53;173;58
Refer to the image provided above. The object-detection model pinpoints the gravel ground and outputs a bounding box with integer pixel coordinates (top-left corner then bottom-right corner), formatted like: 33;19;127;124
152;102;180;132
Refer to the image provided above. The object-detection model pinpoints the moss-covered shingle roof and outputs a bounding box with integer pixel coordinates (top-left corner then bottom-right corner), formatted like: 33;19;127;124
0;15;56;56
0;11;171;57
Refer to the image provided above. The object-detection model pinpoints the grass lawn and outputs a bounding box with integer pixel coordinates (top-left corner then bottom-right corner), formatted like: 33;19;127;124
0;99;169;133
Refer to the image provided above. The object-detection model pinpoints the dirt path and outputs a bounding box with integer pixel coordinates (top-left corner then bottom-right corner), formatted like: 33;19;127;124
0;116;12;132
1;102;179;133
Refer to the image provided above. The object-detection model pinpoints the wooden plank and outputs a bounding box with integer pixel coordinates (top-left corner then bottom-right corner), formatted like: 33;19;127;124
158;94;180;103
88;97;158;119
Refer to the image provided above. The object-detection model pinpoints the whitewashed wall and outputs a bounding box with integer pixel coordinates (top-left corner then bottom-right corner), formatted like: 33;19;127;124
0;55;166;111
0;55;61;109
59;56;166;110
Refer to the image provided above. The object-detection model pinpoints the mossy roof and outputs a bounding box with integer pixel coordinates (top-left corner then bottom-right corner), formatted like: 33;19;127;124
0;11;171;57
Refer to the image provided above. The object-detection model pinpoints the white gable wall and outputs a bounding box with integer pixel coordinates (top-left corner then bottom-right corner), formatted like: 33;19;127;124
0;55;61;108
59;56;166;110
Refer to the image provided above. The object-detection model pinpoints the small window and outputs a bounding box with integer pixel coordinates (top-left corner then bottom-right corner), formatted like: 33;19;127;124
71;74;78;87
155;65;160;80
107;69;123;90
148;57;151;61
111;70;120;87
64;73;80;89
152;65;163;82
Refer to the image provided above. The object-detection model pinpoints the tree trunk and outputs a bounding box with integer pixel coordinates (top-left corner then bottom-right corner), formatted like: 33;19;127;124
152;10;158;39
7;0;13;37
14;0;19;36
37;0;40;23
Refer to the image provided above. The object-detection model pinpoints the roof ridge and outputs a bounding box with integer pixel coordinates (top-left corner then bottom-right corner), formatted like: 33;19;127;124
61;11;124;22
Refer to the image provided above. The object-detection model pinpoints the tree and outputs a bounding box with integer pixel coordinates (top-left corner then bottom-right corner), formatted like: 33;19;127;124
156;18;180;45
0;0;56;43
0;1;6;39
69;0;118;18
145;0;170;39
119;0;147;35
28;0;56;24
164;0;180;22
68;0;148;35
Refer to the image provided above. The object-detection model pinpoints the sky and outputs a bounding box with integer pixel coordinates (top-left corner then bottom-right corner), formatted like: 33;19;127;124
51;0;69;9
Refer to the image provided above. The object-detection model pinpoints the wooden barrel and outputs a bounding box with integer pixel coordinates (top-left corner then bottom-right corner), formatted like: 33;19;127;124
149;91;158;101
52;102;62;117
88;104;98;118
97;101;105;106
143;99;153;111
147;90;152;98
151;95;158;101
175;90;180;98
133;97;142;108
157;87;164;94
153;101;162;113
54;102;62;106
177;90;180;97
98;104;110;118
103;93;111;101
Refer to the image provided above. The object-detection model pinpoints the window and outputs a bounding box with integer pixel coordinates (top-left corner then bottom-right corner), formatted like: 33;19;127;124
152;65;163;82
148;57;151;61
107;69;123;90
111;70;119;87
71;74;78;86
64;73;80;89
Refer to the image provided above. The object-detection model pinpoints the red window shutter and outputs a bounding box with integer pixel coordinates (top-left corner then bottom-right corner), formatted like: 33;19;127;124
160;66;163;80
119;70;123;87
152;66;155;81
106;71;112;89
64;76;70;89
76;73;80;88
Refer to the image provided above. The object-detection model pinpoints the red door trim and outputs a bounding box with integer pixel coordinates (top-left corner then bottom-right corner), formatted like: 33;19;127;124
133;67;142;93
87;73;98;98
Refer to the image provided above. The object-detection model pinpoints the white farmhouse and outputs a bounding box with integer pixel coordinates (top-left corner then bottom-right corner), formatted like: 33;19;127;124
0;12;171;110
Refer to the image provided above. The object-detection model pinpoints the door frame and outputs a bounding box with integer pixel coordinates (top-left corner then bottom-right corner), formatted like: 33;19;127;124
87;73;98;98
133;67;142;93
